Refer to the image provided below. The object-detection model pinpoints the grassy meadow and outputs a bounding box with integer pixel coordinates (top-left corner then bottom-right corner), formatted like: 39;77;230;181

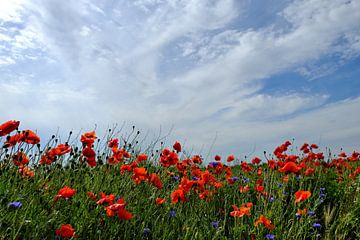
0;120;360;239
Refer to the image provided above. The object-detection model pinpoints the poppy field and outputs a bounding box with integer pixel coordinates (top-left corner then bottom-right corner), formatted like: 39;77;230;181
0;120;360;239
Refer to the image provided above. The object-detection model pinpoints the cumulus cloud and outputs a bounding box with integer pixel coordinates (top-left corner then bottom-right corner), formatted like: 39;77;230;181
0;0;359;159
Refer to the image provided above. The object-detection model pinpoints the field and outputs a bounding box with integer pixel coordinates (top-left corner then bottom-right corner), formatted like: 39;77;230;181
0;120;360;239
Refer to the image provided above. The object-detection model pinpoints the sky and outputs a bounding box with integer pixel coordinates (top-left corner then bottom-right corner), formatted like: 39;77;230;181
1;0;360;160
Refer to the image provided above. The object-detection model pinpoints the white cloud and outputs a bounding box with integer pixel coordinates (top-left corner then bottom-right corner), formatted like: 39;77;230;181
0;0;360;158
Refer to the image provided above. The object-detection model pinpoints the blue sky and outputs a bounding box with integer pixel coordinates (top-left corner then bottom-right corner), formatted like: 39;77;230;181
1;0;360;159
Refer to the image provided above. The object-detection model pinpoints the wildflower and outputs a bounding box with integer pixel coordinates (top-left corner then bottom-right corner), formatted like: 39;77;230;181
0;120;20;137
173;141;181;153
143;228;151;237
80;131;96;146
209;162;218;167
169;210;176;217
266;234;275;240
150;173;163;189
214;155;221;161
255;215;275;230
54;187;77;201
9;201;22;209
97;192;116;205
172;176;180;181
86;192;97;201
319;193;326;198
108;138;119;149
22;130;40;144
231;177;239;181
155;197;165;205
192;176;199;180
294;190;311;204
210;221;219;229
307;211;315;216
227;155;235;162
18;165;35;177
269;197;275;203
251;157;261;165
55;224;76;239
12;152;29;166
279;162;301;174
320;187;326;191
136;154;148;163
230;203;253;217
313;223;321;229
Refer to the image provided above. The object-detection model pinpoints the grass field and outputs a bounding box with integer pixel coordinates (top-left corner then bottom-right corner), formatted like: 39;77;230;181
1;120;360;239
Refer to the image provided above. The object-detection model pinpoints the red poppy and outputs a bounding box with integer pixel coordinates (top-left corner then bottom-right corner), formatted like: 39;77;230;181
54;186;77;201
150;173;162;189
22;130;40;144
279;162;301;174
18;165;35;177
294;190;311;204
251;157;261;165
131;167;148;184
136;154;148;163
108;138;119;149
12;152;29;166
230;203;253;217
173;141;182;153
304;168;315;176
86;192;97;201
97;192;116;205
255;185;264;193
0;120;20;137
80;131;97;146
160;149;179;167
55;224;76;239
156;197;165;205
239;185;250;193
227;155;235;162
255;215;275;230
214;155;221;161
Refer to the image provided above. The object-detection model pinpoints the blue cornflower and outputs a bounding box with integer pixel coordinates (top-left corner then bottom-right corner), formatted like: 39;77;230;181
319;193;327;198
266;234;275;240
277;183;283;188
172;176;180;181
320;187;326;191
283;191;289;195
9;201;22;209
242;177;250;183
169;210;176;218
209;162;218;167
210;221;219;229
313;223;321;229
307;211;315;216
231;177;239;181
269;197;275;203
143;228;151;237
192;176;199;181
296;175;301;180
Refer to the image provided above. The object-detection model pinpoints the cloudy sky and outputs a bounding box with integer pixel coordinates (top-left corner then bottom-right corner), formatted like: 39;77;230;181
1;0;360;159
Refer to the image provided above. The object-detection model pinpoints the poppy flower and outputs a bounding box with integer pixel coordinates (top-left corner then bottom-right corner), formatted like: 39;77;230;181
150;173;162;189
160;149;179;167
22;130;40;144
255;215;275;230
251;157;261;165
155;197;165;205
214;155;221;161
80;131;97;146
55;224;76;239
12;152;29;166
86;192;97;201
131;167;148;184
227;155;235;162
294;190;311;204
54;186;77;201
173;141;181;153
108;138;119;149
97;192;116;205
17;165;35;177
230;203;253;217
279;162;301;174
0;120;20;137
136;154;148;163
